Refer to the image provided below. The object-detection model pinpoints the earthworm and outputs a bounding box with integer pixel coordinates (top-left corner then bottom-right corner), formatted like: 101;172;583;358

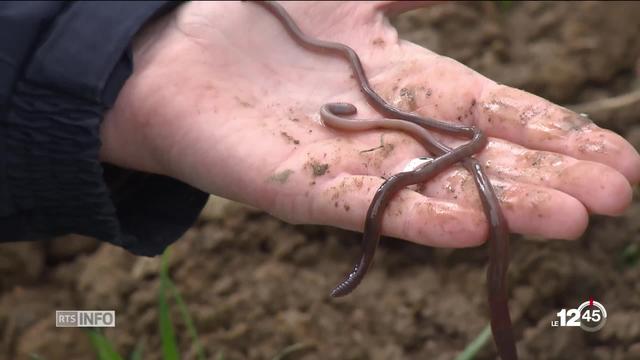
321;103;487;295
251;2;516;359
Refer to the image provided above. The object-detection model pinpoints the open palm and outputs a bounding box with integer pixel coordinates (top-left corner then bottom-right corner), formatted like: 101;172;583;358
102;1;640;247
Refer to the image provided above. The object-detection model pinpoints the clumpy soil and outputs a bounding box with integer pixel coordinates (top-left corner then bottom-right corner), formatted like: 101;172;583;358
2;2;640;360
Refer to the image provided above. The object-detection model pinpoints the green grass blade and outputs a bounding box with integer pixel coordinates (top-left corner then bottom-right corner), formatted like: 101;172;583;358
129;341;144;360
87;330;107;360
455;324;492;360
168;279;206;360
621;242;640;267
497;0;513;11
159;248;180;360
86;329;124;360
29;354;45;360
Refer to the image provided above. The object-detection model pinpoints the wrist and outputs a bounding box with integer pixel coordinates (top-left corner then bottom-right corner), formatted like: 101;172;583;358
99;8;178;176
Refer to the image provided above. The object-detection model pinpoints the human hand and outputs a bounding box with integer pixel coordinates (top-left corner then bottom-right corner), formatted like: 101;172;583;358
101;1;640;247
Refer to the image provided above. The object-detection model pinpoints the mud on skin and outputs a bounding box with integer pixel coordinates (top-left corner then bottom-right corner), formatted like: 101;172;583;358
3;3;640;359
253;2;516;358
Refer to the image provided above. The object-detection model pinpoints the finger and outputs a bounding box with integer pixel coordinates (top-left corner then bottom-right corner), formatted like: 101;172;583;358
472;139;632;216
308;174;489;248
474;84;640;184
403;167;590;240
369;49;640;184
264;135;589;244
328;125;631;216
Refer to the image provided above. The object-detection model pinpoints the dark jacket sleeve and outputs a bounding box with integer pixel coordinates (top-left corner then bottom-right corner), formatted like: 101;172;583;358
0;1;209;256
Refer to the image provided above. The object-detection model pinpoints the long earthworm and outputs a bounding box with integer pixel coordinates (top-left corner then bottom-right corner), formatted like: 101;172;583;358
320;102;487;293
251;2;516;359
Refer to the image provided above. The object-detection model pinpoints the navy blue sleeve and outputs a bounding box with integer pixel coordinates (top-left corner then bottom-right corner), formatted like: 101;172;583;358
0;1;209;256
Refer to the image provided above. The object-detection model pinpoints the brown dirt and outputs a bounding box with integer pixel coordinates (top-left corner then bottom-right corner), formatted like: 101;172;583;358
2;2;640;360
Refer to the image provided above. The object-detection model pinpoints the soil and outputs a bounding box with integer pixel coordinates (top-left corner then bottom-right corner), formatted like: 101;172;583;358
1;2;640;360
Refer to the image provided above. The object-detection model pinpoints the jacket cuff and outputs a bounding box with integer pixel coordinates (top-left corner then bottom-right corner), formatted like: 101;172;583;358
4;1;208;256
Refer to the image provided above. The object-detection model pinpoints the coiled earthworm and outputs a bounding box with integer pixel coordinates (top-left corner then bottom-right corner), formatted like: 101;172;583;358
251;2;516;359
320;102;487;294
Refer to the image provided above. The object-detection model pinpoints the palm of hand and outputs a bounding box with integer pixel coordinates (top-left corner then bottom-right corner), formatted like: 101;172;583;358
104;1;640;247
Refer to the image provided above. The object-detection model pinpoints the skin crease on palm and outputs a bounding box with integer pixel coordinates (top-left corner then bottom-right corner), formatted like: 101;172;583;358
100;1;640;249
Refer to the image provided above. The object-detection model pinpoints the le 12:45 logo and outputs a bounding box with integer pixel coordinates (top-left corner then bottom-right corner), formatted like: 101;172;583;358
551;298;607;332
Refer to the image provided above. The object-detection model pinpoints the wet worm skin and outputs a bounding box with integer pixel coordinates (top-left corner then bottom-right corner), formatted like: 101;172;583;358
321;103;487;295
251;2;516;359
